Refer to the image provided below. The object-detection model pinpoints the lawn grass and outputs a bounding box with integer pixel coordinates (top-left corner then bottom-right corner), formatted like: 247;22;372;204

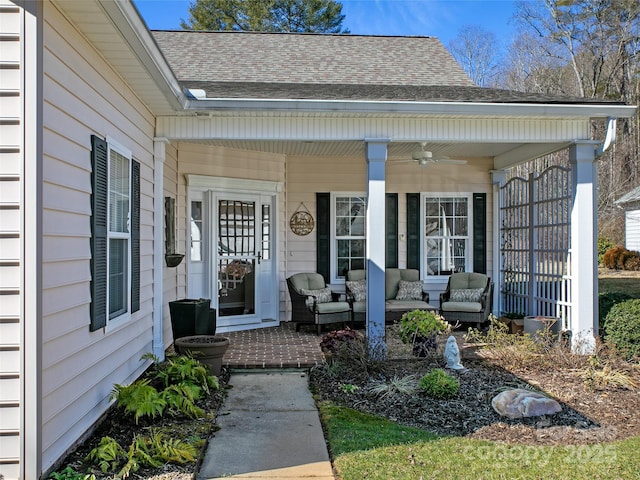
319;402;640;480
599;276;640;298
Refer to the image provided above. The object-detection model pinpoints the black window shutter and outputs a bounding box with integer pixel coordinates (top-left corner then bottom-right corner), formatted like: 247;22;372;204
406;193;420;270
386;193;398;268
131;160;140;313
90;135;108;331
316;193;330;282
473;193;487;274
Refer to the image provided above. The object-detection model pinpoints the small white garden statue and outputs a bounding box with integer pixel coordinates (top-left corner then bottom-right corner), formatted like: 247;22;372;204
444;335;465;370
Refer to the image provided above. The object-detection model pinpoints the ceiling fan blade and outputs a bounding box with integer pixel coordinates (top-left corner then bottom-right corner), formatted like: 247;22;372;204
434;158;467;165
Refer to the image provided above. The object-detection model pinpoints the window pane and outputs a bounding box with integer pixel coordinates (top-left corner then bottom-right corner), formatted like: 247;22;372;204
424;196;469;276
109;238;128;318
261;204;271;261
109;150;130;233
334;195;367;280
191;201;202;262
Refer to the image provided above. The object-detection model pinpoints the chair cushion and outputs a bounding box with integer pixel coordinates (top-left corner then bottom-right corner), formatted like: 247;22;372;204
289;272;326;292
300;287;332;308
385;300;432;311
441;301;483;313
450;288;484;303
449;272;489;290
395;280;423;301
346;279;367;301
315;301;351;314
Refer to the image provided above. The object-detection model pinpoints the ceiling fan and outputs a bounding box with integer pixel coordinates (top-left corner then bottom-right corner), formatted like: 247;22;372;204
393;142;468;167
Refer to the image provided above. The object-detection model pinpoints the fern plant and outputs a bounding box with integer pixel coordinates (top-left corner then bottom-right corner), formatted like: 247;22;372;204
154;354;219;393
110;378;167;424
161;382;205;418
85;436;126;473
86;430;199;479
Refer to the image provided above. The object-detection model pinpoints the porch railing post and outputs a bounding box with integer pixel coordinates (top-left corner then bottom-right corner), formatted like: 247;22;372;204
491;170;507;317
528;172;536;316
569;141;599;353
364;139;389;359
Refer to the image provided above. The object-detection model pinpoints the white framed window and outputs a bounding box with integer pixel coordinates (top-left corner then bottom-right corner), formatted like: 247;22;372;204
331;193;366;282
107;141;132;321
422;193;472;277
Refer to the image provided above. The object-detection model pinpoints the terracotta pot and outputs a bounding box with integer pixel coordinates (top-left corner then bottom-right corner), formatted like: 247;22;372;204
174;335;230;376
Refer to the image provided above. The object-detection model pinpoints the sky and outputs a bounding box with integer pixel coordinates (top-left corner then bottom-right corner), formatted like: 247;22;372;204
133;0;520;50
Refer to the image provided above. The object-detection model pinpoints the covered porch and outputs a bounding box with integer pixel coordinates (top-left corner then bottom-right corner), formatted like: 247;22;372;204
156;108;633;355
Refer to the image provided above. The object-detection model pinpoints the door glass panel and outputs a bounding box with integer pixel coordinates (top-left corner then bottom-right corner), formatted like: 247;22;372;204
217;200;256;317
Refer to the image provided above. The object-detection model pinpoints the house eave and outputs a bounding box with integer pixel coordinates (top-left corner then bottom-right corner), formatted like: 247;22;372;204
185;97;637;120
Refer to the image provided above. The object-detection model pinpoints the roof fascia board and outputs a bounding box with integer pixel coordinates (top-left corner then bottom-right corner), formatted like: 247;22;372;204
97;0;186;111
186;98;637;119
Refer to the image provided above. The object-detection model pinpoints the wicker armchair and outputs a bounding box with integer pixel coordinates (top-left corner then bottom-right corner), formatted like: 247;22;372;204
286;272;351;335
439;272;493;329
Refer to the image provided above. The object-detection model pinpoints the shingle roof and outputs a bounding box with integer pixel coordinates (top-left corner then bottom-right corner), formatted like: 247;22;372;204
153;30;475;87
151;30;625;105
615;186;640;205
180;81;620;104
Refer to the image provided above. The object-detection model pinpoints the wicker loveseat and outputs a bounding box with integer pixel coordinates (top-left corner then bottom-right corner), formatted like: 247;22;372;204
439;272;493;329
286;272;351;334
346;268;434;324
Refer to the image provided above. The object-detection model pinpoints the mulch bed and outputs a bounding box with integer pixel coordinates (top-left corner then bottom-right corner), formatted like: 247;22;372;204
309;332;640;446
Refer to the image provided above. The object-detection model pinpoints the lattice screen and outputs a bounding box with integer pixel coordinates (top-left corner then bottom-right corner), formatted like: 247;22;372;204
499;166;572;327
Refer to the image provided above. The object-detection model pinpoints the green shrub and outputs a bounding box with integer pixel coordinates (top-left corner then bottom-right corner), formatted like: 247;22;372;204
604;299;640;360
418;369;460;399
598;237;615;265
599;292;633;330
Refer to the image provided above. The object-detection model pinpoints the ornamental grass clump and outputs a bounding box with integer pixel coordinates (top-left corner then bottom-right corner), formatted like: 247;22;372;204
418;368;460;399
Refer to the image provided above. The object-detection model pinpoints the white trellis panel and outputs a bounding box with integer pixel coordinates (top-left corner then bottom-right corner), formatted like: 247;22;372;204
500;166;572;328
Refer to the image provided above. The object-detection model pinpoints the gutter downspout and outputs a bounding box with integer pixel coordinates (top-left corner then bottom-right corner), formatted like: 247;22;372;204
595;116;617;157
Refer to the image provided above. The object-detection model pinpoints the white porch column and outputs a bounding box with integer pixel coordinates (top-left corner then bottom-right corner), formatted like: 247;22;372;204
365;139;389;358
569;142;599;353
153;137;169;360
491;170;507;316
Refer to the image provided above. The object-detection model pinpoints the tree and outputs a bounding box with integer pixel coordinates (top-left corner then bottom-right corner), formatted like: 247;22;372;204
448;25;501;87
502;0;640;242
181;0;349;33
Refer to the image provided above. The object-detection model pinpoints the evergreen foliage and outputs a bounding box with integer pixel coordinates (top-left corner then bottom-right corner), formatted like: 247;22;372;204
181;0;349;33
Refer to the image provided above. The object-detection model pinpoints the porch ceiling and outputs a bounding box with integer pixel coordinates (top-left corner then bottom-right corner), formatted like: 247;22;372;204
181;139;523;161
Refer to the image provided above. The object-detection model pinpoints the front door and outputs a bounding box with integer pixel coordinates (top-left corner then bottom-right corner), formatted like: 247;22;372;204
216;196;259;325
188;186;278;332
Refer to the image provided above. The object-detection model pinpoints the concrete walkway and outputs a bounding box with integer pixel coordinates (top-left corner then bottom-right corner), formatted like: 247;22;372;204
197;371;335;480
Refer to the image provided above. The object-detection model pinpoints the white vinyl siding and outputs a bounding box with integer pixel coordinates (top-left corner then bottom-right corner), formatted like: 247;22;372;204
625;210;640;252
38;3;156;473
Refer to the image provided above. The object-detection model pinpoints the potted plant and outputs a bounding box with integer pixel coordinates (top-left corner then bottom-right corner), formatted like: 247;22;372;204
398;309;449;357
174;335;230;376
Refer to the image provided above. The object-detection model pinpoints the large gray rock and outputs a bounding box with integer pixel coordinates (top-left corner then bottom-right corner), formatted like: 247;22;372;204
491;388;562;419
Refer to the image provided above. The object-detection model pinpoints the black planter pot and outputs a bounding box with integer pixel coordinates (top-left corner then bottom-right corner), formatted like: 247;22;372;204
169;299;217;347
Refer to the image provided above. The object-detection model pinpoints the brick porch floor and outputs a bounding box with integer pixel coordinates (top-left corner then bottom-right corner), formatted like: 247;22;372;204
221;321;327;369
